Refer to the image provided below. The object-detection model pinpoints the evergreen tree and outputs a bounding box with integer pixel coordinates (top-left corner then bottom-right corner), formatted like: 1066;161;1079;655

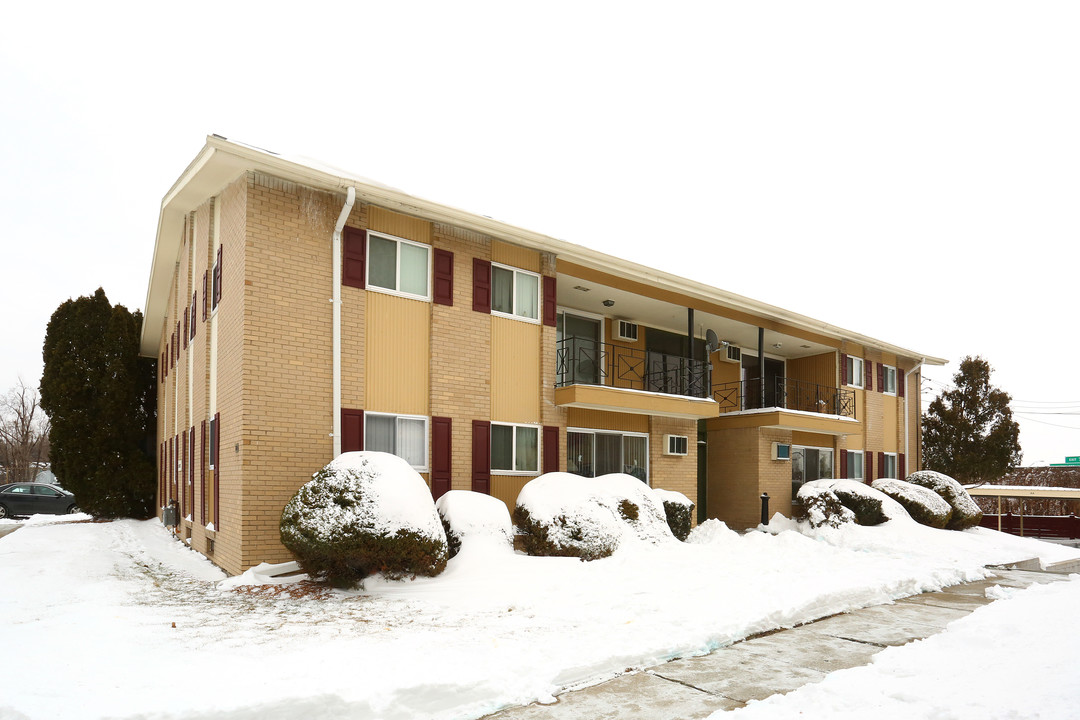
40;289;157;518
922;356;1022;483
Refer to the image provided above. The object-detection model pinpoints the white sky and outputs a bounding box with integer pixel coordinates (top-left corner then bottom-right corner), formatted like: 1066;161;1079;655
1;1;1077;464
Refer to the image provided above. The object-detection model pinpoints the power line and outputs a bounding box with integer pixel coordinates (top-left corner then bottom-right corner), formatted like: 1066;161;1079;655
1014;415;1080;431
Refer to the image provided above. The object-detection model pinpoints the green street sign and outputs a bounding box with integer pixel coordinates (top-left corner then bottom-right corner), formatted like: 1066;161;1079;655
1066;456;1080;465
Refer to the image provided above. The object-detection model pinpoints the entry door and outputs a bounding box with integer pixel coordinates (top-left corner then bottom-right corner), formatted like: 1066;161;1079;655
742;355;784;409
558;313;602;385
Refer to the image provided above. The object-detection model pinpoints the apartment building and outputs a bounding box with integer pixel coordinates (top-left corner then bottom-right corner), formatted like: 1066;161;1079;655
141;136;945;575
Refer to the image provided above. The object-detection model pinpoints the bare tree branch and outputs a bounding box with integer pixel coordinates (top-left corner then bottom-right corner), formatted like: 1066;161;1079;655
0;379;51;483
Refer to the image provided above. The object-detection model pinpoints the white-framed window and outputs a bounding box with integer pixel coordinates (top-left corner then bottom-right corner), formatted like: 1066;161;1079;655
665;435;688;456
491;422;539;474
367;231;431;300
365;412;429;470
566;428;649;483
846;356;864;388
792;445;834;498
847;450;864;480
883;452;898;479
491;263;540;322
882;365;897;395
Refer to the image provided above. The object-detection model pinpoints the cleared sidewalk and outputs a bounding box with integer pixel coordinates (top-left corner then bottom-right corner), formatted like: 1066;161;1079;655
484;567;1069;719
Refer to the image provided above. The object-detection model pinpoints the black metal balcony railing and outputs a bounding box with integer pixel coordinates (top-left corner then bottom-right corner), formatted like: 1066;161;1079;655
555;337;710;398
713;378;856;418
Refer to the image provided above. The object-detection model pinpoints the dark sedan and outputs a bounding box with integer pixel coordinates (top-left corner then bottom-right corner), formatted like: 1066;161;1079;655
0;483;80;519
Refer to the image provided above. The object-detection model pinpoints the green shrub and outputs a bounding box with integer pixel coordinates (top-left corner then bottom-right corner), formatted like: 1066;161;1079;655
512;505;618;561
795;484;855;529
906;470;983;530
872;478;952;529
830;482;890;526
280;453;448;588
659;495;695;541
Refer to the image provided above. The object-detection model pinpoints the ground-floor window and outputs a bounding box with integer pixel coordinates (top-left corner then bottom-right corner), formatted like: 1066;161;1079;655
847;450;864;480
792;445;833;498
567;429;649;482
883;452;898;479
365;412;428;470
491;422;539;474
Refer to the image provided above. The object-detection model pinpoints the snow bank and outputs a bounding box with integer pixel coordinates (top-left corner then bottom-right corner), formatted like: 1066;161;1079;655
436;490;513;557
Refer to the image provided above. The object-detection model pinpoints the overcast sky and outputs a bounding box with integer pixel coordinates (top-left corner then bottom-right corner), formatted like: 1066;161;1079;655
1;1;1076;465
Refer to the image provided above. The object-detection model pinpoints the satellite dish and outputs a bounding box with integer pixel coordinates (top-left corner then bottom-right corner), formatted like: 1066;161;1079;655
706;328;719;353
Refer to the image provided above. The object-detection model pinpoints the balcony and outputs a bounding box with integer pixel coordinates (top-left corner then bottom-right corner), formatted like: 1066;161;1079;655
554;337;718;419
710;377;858;435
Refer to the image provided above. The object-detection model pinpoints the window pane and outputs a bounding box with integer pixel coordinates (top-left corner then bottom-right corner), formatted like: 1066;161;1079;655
492;266;513;314
595;433;621;476
851;452;863;479
397;417;426;467
491;424;513;471
515;272;539;319
368;236;397;290
567;431;594;477
623;436;648;482
515;426;538;472
399;242;429;297
366;414;396;454
819;449;833;480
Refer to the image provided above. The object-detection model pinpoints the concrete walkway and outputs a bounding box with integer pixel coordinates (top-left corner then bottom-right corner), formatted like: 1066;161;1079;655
484;566;1070;719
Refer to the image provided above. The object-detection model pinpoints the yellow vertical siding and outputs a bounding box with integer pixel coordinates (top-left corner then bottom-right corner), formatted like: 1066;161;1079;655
787;352;836;388
491;316;541;423
368;206;432;244
365;292;430;415
491;475;530;512
566;408;649;433
492;240;541;272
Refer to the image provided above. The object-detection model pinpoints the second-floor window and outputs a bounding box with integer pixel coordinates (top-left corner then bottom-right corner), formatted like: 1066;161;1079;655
846;356;864;388
368;231;431;300
491;264;539;321
883;365;897;394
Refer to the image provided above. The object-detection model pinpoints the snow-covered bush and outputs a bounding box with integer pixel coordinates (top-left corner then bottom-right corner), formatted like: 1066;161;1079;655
828;480;909;526
653;488;695;541
513;472;674;560
280;452;448;588
871;478;952;529
435;490;513;559
795;482;856;529
905;470;983;530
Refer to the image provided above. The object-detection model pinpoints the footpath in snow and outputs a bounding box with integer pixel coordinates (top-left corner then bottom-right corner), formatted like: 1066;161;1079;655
0;513;1077;719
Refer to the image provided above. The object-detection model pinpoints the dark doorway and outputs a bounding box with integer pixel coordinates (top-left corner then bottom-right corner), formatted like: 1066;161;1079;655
742;354;784;409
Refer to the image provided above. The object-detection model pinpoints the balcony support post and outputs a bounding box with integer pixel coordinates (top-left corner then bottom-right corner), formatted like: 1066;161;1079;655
758;327;766;409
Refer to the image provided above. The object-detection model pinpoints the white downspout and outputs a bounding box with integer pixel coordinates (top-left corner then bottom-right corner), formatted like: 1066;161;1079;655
332;187;356;458
904;359;925;472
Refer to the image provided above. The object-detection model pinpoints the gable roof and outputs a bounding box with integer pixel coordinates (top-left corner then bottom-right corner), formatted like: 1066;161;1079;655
140;135;947;368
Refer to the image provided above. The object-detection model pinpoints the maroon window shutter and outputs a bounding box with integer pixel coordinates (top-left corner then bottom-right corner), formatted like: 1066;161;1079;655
840;450;848;479
840;354;848;385
159;443;164;504
182;429;189;515
342;227;367;289
878;452;885;478
876;363;884;393
864;360;872;391
897;370;905;398
200;420;207;525
160;353;166;382
183;308;189;350
866;452;874;482
542;276;557;327
190;293;197;338
215;245;223;306
341;409;364;453
543;425;559;474
431;417;452;500
433;249;454;306
202;272;208;321
898;453;906;479
471;420;491;494
472;258;491;313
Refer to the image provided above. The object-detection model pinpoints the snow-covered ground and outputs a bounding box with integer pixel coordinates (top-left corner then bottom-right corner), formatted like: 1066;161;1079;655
1;513;1077;719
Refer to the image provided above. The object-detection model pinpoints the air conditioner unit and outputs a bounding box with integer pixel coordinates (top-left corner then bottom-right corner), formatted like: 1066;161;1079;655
772;442;791;461
725;345;741;363
665;435;689;456
616;320;639;342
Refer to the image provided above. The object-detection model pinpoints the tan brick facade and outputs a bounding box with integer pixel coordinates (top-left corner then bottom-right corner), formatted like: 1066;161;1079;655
148;140;935;575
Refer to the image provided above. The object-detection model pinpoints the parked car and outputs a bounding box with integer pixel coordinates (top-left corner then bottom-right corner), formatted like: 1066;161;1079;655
0;483;80;519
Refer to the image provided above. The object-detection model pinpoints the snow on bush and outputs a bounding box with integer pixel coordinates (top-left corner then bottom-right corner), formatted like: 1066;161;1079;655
435;490;513;558
513;472;675;560
906;470;983;530
872;477;953;529
795;482;856;529
685;518;742;546
280;451;448;587
826;480;910;526
652;488;695;541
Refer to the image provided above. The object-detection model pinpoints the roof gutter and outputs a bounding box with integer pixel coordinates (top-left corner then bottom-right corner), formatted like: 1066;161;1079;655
904;359;927;471
332;187;356;458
